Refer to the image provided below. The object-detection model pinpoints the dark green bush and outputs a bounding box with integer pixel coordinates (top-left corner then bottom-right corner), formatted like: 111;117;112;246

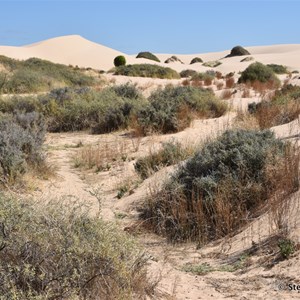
238;62;280;85
141;129;299;242
190;57;203;64
267;64;288;74
136;52;160;62
0;194;149;299
114;55;126;67
136;85;227;135
114;64;180;79
226;46;250;58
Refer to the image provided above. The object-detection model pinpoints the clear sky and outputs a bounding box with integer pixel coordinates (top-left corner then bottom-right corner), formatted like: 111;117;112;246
0;0;299;54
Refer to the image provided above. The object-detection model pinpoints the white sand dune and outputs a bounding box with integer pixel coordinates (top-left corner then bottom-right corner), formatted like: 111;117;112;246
0;35;300;74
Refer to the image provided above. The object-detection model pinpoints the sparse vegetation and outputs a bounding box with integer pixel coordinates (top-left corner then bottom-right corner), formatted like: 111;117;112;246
135;85;227;135
136;52;160;62
164;56;183;64
0;194;151;299
114;64;180;79
248;84;300;128
140;129;299;242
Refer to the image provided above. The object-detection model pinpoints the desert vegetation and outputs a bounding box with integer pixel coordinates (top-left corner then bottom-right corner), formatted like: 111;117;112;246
135;85;227;135
0;56;96;94
225;45;250;57
0;194;152;299
140;129;299;242
113;64;180;79
113;55;126;67
190;57;203;64
202;61;222;68
238;62;281;89
136;51;160;62
248;84;300;128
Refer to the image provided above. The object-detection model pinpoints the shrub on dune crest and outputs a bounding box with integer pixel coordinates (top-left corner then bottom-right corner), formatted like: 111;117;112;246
114;64;180;79
113;55;126;67
136;51;160;62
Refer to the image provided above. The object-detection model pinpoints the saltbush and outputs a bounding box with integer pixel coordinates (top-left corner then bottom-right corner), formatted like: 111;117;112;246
141;129;298;242
136;52;160;62
0;194;149;299
267;64;288;74
180;69;197;78
0;112;45;182
114;64;180;79
136;85;227;135
226;46;250;57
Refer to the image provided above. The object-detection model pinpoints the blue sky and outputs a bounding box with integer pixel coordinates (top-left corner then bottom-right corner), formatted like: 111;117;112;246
0;0;299;54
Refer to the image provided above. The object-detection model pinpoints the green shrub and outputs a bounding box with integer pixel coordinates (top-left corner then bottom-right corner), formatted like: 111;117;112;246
135;140;190;179
267;64;288;74
0;194;150;299
278;238;295;259
0;56;96;94
114;55;126;67
136;51;160;62
141;129;299;242
238;62;280;85
180;69;197;78
190;57;203;64
114;64;180;79
164;56;183;64
136;85;227;135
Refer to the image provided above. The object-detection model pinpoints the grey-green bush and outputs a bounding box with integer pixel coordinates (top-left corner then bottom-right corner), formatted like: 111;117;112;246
136;52;160;62
141;129;299;242
136;85;227;135
0;194;150;299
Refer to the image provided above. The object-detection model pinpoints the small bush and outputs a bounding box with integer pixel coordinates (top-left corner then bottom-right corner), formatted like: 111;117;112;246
190;57;203;64
267;64;288;74
225;77;235;88
226;46;250;58
0;194;150;299
248;84;300;128
136;85;227;135
114;55;126;67
0;112;46;183
136;52;160;62
134;140;191;179
278;238;295;259
114;64;180;79
180;69;197;78
164;56;183;64
140;129;299;242
202;61;222;68
240;57;254;62
238;62;280;88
